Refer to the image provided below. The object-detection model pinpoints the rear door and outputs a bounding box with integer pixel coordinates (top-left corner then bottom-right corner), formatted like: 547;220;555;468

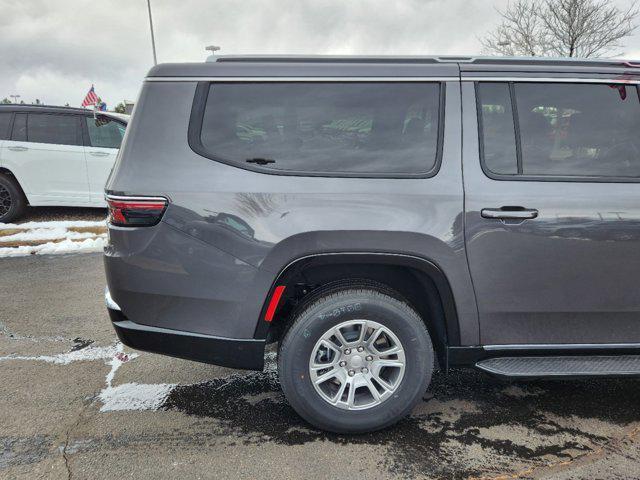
83;115;125;205
462;79;640;345
2;112;89;204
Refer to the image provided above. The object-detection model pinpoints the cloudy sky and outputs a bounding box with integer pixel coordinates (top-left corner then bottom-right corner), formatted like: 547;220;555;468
1;0;640;108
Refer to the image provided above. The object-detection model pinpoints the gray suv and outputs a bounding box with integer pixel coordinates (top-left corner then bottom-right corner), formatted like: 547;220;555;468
104;56;640;433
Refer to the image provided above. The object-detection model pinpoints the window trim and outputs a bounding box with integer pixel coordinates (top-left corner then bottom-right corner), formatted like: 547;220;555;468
188;80;446;179
476;80;640;183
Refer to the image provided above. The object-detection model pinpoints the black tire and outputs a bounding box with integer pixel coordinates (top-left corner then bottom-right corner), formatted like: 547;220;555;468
278;285;434;434
0;173;27;223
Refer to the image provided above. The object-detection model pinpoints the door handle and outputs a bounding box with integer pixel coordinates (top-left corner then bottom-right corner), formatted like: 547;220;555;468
7;146;28;152
89;151;110;157
481;207;538;220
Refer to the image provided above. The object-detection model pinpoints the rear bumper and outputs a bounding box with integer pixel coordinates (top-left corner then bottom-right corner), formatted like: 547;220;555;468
107;307;266;371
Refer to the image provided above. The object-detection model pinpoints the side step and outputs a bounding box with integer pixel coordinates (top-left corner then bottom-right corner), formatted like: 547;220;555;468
476;355;640;378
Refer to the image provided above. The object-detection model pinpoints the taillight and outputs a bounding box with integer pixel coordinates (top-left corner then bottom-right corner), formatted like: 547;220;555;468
106;195;168;227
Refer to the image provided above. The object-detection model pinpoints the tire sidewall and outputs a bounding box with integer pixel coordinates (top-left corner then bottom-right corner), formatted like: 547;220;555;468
279;290;433;433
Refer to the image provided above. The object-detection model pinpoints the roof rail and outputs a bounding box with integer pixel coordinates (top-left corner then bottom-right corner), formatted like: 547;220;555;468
0;103;88;111
214;54;640;69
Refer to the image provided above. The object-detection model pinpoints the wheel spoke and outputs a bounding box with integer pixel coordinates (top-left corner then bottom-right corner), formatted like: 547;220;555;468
376;345;403;357
333;327;349;347
332;376;348;404
313;368;338;385
347;379;357;408
320;339;341;355
364;377;381;402
310;362;334;371
370;369;394;392
374;357;405;368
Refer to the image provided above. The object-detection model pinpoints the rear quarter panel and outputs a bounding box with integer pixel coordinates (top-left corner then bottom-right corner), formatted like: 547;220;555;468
105;80;478;344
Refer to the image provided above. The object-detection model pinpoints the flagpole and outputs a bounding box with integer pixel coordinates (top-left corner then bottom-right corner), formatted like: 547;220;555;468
146;0;158;66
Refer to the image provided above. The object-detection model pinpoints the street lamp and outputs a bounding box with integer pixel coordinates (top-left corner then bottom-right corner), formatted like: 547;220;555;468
9;94;20;104
146;0;158;65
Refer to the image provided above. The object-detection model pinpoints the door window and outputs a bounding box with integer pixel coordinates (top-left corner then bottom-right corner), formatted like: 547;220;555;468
516;83;640;177
477;82;640;179
27;114;82;146
85;116;125;149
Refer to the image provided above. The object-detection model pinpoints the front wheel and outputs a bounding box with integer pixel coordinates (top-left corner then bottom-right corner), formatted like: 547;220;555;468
278;286;434;433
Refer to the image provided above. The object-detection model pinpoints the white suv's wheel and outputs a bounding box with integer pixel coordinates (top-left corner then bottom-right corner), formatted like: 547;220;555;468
0;174;26;223
278;286;434;433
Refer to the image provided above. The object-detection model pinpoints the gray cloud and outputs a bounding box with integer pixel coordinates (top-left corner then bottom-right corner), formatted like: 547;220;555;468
0;0;639;107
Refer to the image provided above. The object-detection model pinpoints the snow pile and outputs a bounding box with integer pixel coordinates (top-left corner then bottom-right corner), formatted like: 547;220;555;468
0;219;107;257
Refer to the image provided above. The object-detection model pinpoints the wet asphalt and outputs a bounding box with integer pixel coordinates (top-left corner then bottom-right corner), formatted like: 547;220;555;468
1;252;640;480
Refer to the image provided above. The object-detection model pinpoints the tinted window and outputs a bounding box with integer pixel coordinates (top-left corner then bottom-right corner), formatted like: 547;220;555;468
198;82;441;175
28;114;81;146
86;116;125;149
477;83;518;174
12;113;26;141
0;113;12;140
515;83;640;177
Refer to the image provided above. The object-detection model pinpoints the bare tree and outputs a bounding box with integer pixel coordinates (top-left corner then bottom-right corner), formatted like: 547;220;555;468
482;0;547;56
482;0;639;57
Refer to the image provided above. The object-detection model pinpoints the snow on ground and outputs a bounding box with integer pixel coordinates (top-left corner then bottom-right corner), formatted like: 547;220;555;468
97;343;175;413
0;219;107;257
0;343;122;365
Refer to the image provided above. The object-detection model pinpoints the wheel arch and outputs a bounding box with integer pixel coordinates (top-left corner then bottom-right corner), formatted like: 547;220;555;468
255;252;461;368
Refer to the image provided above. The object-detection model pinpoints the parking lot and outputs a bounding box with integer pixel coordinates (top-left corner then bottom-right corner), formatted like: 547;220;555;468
1;250;640;480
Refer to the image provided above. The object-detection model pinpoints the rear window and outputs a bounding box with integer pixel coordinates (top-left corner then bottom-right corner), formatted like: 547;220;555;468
195;82;442;176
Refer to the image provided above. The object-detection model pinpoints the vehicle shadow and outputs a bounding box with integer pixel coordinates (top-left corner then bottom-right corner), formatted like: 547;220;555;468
163;365;640;479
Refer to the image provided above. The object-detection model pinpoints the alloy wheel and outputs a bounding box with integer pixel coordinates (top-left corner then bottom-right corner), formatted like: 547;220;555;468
308;319;406;410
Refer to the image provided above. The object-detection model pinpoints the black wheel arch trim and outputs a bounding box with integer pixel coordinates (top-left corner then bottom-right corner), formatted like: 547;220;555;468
253;252;461;348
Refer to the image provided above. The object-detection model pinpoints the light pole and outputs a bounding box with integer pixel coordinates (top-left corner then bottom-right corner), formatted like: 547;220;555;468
206;45;221;61
146;0;158;65
9;94;20;104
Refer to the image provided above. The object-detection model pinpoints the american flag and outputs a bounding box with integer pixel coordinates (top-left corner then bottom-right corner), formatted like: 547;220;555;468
81;85;99;107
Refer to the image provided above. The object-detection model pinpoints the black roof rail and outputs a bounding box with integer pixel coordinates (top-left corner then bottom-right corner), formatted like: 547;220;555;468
214;54;640;69
0;104;89;112
216;55;444;64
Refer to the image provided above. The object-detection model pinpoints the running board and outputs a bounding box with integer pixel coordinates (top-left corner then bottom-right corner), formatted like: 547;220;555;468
475;355;640;378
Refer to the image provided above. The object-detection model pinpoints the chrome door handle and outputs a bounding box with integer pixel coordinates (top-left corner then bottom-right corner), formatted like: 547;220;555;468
7;146;28;152
481;207;538;220
89;151;110;157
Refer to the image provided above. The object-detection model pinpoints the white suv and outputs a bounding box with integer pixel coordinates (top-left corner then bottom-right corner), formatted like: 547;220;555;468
0;105;128;222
